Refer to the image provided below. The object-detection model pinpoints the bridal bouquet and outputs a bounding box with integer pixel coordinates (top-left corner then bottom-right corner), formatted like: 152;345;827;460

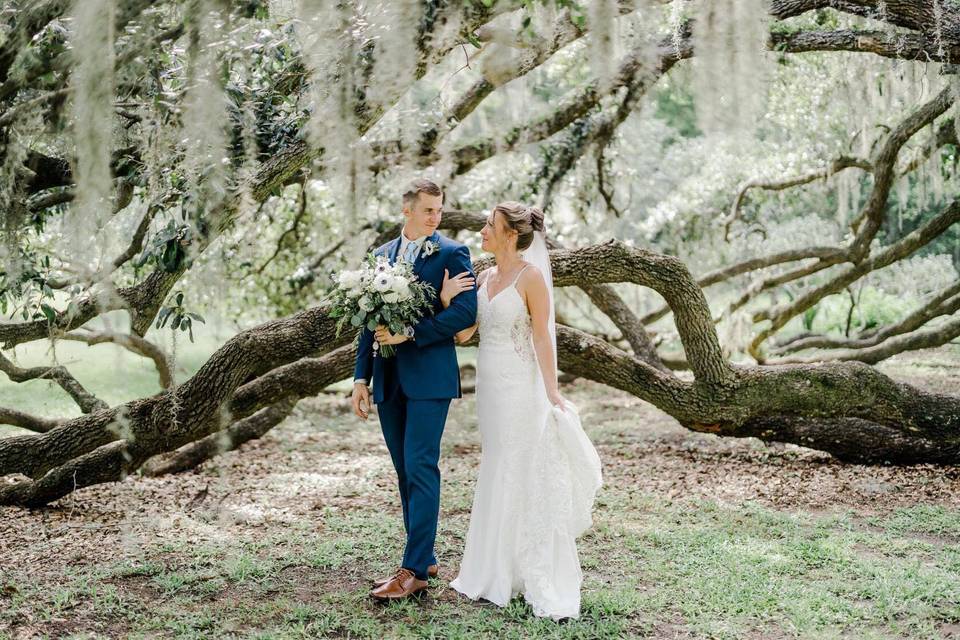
327;254;436;357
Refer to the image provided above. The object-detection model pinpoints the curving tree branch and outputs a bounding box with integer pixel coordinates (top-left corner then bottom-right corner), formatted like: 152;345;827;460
849;84;956;258
769;313;960;364
0;407;64;433
722;156;872;240
771;280;960;355
0;351;107;414
57;328;173;389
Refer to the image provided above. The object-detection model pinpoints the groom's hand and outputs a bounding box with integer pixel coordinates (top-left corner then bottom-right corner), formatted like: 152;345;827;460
352;382;371;420
374;325;408;346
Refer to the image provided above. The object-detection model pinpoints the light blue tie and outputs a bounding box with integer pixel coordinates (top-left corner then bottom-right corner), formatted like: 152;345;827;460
402;240;419;264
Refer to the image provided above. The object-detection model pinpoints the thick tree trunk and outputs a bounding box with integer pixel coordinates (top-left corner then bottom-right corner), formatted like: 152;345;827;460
556;326;960;464
0;306;353;482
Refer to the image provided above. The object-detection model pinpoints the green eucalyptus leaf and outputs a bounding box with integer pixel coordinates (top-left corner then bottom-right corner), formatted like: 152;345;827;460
40;303;56;324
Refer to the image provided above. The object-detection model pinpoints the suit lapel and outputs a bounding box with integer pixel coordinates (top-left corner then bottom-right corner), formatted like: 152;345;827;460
412;231;440;280
387;237;402;265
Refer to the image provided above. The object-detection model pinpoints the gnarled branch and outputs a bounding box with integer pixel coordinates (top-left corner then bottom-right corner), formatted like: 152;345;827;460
0;351;107;413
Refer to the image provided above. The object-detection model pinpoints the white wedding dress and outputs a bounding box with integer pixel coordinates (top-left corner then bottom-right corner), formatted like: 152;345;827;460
449;262;603;621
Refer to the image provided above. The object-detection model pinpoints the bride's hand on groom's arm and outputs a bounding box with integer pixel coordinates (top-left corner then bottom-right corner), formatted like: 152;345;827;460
441;268;479;344
440;268;475;308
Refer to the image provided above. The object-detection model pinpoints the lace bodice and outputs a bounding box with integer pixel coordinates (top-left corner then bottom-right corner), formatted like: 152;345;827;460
477;266;535;363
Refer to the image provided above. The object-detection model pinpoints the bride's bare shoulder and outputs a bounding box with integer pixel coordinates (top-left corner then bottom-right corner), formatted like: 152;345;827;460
517;263;546;292
520;262;544;279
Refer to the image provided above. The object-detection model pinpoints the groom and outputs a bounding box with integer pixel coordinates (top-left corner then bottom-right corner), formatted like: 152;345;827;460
351;178;478;600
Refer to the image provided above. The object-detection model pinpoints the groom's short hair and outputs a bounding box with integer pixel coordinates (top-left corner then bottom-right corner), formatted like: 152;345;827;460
403;179;444;208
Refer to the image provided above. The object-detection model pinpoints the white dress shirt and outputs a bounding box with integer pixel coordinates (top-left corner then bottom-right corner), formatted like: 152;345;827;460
398;226;428;263
354;226;428;386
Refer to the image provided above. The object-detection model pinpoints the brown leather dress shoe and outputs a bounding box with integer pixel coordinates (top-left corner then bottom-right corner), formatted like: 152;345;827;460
372;563;438;587
370;567;429;600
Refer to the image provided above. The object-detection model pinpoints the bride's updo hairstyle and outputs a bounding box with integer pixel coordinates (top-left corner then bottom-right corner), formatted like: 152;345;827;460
493;201;546;251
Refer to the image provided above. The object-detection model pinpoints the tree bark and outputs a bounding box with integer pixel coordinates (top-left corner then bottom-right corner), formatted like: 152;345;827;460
140;397;299;477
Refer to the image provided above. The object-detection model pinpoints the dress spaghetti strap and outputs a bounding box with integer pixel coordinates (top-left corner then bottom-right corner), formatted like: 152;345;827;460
510;263;530;287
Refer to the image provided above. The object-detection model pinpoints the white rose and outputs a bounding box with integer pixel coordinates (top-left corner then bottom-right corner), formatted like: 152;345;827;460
358;295;374;311
382;291;399;304
390;275;409;293
347;287;363;298
396;284;413;301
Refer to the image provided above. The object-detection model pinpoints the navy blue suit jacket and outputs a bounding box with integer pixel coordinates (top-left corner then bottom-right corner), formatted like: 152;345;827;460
353;231;478;403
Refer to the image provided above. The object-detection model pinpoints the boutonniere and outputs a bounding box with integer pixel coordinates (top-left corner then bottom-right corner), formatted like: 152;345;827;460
422;239;439;257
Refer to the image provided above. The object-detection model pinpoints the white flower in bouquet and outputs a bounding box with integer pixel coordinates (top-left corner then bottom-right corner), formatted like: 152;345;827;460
335;270;365;298
373;273;393;292
374;256;392;273
337;270;362;289
390;275;408;291
382;274;412;303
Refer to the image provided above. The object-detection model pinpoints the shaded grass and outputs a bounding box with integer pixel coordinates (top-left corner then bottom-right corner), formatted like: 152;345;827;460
3;493;959;638
867;505;960;539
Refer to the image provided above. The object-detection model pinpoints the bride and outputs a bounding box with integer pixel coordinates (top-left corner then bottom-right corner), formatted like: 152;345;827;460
438;201;603;621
